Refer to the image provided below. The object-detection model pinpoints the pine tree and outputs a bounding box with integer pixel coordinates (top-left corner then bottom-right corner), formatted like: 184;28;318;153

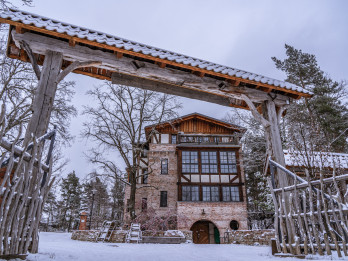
59;171;82;232
82;176;110;229
272;44;348;152
110;179;124;222
224;111;273;229
242;117;274;229
42;191;59;231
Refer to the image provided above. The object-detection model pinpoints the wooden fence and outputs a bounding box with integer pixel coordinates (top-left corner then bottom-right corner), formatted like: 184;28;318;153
0;104;55;257
268;158;348;257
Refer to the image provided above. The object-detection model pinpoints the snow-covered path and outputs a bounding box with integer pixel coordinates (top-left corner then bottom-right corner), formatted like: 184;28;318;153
20;232;346;261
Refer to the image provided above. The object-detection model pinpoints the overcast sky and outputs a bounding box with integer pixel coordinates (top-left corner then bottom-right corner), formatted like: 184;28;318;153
10;0;348;180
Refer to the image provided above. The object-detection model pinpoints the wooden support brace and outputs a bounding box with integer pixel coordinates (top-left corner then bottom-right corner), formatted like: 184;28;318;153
15;26;24;34
18;40;41;80
240;94;270;127
192;71;205;77
115;51;123;59
56;60;102;83
155;61;166;68
69;38;76;47
234;80;240;87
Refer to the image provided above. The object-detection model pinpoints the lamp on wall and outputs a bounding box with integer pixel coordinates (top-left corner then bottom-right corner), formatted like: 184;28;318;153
201;209;206;215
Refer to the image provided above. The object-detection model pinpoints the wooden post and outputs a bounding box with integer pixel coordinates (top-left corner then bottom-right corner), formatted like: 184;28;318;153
23;50;63;144
262;100;288;188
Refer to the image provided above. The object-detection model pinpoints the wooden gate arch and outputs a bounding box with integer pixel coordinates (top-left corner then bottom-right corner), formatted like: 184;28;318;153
0;8;312;255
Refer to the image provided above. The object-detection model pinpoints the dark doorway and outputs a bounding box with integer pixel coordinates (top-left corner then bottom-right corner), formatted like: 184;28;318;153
191;220;220;244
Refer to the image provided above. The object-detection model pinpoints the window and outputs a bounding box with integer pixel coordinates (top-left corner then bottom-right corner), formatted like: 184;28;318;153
222;186;240;202
142;198;147;211
182;186;199;201
230;220;239;230
142;170;148;184
220;151;237;173
160;191;167;207
161;159;168;174
182;151;199;173
201;152;218;173
126;199;130;212
171;134;177;144
202;186;219;202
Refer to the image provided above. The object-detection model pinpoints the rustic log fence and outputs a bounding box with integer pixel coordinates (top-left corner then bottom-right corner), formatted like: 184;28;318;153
0;104;56;257
268;157;348;257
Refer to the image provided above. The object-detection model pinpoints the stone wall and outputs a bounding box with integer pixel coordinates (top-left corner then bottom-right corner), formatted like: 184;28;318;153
71;230;98;242
124;144;178;223
71;229;192;243
177;201;248;235
223;229;275;246
71;230;128;243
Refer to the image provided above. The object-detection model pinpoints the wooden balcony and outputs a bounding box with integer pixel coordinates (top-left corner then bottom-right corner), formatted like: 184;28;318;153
177;134;241;145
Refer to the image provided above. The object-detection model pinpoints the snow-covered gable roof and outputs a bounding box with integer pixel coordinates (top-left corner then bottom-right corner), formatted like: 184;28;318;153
284;150;348;170
0;9;312;98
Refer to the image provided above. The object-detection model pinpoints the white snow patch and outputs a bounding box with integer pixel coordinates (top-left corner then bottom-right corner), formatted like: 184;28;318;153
19;232;348;261
164;230;185;237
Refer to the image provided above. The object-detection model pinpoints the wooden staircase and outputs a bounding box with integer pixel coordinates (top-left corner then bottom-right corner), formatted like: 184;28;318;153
126;223;142;243
95;221;117;242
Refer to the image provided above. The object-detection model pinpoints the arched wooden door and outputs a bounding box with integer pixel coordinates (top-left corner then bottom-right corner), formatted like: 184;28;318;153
191;221;217;244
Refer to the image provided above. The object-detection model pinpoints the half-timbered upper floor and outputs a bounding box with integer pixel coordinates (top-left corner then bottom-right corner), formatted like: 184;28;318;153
138;113;246;204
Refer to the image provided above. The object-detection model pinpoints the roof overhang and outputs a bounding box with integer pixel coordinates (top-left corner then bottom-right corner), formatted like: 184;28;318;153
0;9;313;110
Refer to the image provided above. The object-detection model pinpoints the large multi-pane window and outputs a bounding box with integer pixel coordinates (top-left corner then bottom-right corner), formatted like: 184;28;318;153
220;151;237;173
201;152;218;173
222;186;240;201
182;186;199;201
180;186;241;202
202;186;219;201
181;150;237;174
182;151;199;173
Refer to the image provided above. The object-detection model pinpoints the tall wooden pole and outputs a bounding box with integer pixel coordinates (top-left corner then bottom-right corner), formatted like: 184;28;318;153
263;99;288;188
23;50;63;144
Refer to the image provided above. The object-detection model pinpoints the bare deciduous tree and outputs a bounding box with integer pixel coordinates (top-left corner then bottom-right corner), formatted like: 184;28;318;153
0;0;33;10
82;83;181;220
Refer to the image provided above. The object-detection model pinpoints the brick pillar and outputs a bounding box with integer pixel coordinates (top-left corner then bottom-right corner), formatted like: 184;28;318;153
79;211;88;230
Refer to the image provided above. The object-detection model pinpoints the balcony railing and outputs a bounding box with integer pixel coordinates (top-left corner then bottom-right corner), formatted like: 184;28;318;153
177;134;241;145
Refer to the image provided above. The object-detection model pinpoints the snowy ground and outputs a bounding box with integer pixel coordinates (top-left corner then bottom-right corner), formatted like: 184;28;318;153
8;232;347;261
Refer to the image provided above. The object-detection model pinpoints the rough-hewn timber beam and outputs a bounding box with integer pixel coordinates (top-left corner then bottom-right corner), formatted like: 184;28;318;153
11;31;291;107
111;72;231;106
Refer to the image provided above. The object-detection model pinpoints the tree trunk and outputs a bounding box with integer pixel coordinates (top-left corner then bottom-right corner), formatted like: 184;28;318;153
129;168;137;220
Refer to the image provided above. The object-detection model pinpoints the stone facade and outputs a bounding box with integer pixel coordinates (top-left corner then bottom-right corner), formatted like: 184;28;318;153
124;144;178;223
177;201;248;234
123;114;249;243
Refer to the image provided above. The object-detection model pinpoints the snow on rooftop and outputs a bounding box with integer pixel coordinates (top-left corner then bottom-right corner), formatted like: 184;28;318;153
0;9;312;96
284;150;348;169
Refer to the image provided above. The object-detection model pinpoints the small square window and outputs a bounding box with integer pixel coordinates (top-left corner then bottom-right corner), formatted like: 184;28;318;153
171;135;177;144
142;198;147;211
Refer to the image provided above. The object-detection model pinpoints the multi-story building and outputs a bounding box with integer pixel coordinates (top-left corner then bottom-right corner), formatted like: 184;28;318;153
124;113;248;244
